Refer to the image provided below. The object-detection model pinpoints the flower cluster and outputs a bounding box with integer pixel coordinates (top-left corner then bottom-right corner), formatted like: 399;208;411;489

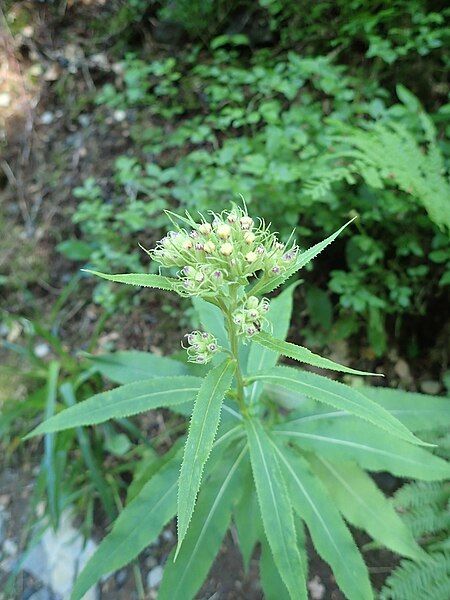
232;296;270;337
183;330;219;364
150;206;298;298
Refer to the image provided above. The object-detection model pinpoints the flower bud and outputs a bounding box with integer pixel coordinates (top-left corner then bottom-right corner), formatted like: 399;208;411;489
240;216;253;230
217;223;231;239
220;242;233;256
227;212;237;223
245;251;257;263
183;240;193;250
246;296;259;309
244;231;256;244
199;223;212;234
204;241;216;253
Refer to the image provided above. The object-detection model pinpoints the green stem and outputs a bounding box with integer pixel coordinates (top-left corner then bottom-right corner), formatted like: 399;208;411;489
223;305;248;417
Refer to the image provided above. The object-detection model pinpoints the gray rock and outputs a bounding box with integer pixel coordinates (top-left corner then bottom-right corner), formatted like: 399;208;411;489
147;565;164;589
22;509;98;600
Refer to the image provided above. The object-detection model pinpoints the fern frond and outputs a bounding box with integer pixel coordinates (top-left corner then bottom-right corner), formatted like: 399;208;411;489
380;552;450;600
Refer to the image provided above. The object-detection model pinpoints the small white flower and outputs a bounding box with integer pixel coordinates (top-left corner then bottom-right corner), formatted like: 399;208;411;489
244;231;256;244
245;251;257;263
183;240;193;250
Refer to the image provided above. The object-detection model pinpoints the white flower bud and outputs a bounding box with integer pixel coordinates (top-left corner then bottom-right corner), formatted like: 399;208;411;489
220;242;233;256
245;251;257;263
204;241;216;253
240;216;253;230
183;240;193;250
199;223;212;234
244;231;256;244
217;223;231;239
246;296;259;309
227;212;237;223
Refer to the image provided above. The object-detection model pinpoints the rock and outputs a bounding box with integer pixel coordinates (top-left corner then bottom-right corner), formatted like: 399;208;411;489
420;380;441;395
0;509;6;544
22;509;98;600
147;565;163;589
27;588;53;600
308;575;325;600
3;539;18;556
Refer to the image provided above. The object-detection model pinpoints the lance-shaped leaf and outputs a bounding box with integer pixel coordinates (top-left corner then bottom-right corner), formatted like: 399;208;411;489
250;218;355;296
71;454;181;600
159;445;247;600
245;417;307;600
251;366;426;446
87;350;188;384
275;419;450;480
360;386;450;432
234;464;264;571
259;538;291;600
82;269;176;290
247;282;298;404
25;376;202;438
176;358;236;555
310;456;426;561
253;331;381;377
272;441;373;600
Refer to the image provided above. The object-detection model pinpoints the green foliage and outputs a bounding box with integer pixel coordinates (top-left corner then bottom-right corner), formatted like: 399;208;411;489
32;209;450;600
69;39;450;354
380;430;450;600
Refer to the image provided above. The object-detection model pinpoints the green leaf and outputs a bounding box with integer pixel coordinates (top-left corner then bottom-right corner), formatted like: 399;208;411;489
245;417;307;600
259;538;290;600
234;466;263;571
310;456;426;561
82;269;176;290
176;359;236;555
251;219;355;296
247;282;298;404
272;441;373;600
60;382;116;521
275;420;450;480
26;376;202;438
192;297;229;349
44;361;61;528
159;445;247;600
254;331;381;377
360;386;450;432
87;350;188;384
251;366;426;446
71;455;181;600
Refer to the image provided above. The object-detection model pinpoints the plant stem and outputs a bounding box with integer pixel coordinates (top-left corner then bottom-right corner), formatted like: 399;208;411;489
223;301;248;417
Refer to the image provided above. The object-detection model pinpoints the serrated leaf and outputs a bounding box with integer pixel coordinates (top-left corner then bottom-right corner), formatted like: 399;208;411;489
234;465;263;571
159;445;247;600
275;419;450;480
82;269;176;290
272;441;373;600
71;455;181;600
250;219;355;296
247;282;298;404
310;456;426;561
360;386;450;432
259;538;291;600
87;350;188;384
176;359;236;555
254;331;381;377
251;366;426;446
245;417;307;600
26;376;201;438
